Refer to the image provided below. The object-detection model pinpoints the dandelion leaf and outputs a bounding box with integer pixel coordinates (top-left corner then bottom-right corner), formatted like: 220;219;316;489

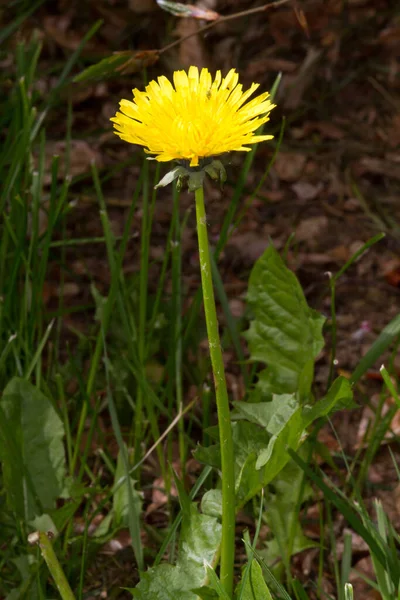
0;377;65;521
236;560;273;600
131;504;221;600
243;245;325;402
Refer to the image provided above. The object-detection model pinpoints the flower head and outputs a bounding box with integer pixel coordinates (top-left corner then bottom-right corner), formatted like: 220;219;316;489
111;66;275;168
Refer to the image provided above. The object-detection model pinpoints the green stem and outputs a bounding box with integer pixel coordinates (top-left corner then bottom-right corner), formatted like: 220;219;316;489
195;185;235;597
36;532;76;600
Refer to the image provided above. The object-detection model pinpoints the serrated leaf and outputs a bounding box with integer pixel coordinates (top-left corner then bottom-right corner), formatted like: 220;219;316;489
199;380;354;508
73;50;159;83
131;504;221;599
0;378;66;520
255;407;304;472
196;413;304;507
244;245;325;401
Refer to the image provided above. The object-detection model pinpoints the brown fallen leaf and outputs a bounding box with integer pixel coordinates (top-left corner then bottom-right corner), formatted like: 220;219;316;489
273;152;307;182
383;257;400;288
294;5;309;37
295;216;329;245
291;181;323;201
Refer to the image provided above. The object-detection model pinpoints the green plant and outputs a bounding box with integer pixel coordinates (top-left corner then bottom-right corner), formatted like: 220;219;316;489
2;14;400;600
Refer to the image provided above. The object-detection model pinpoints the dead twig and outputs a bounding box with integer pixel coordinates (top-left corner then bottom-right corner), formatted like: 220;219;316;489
158;0;293;55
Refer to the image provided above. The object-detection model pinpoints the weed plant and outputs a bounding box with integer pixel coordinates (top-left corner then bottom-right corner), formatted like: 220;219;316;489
1;20;400;600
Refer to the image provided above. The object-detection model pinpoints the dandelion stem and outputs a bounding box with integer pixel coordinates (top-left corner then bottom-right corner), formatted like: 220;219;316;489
195;184;235;597
34;532;76;600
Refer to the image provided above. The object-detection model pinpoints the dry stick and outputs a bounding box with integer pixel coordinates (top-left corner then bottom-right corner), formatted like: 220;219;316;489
158;0;293;55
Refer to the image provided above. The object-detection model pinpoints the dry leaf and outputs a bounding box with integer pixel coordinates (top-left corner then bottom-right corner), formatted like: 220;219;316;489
295;216;329;244
273;152;307;182
291;181;323;201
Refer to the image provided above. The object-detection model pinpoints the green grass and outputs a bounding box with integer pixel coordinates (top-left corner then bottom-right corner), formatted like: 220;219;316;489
1;11;400;600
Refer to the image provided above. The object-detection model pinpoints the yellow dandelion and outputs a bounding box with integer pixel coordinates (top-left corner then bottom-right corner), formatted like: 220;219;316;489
111;66;275;168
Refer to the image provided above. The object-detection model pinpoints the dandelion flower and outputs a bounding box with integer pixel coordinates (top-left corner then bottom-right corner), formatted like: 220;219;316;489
111;66;275;168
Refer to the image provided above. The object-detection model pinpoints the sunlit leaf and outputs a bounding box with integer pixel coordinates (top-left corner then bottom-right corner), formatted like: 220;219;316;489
130;504;221;599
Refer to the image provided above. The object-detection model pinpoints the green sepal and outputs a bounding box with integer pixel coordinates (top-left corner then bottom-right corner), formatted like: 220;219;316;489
187;170;205;192
204;160;227;189
154;166;189;189
154;159;227;191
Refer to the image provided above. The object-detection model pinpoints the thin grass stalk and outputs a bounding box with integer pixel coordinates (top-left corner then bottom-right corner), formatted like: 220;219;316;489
171;183;186;477
194;184;235;596
134;159;150;465
103;329;144;570
71;164;142;474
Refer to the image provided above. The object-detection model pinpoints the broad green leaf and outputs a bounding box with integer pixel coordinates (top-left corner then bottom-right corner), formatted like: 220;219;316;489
244;245;325;401
233;394;295;429
201;489;222;519
232;396;306;505
194;443;221;470
131;504;221;599
255;406;303;471
0;378;65;520
198;380;353;508
236;560;273;600
29;513;57;536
